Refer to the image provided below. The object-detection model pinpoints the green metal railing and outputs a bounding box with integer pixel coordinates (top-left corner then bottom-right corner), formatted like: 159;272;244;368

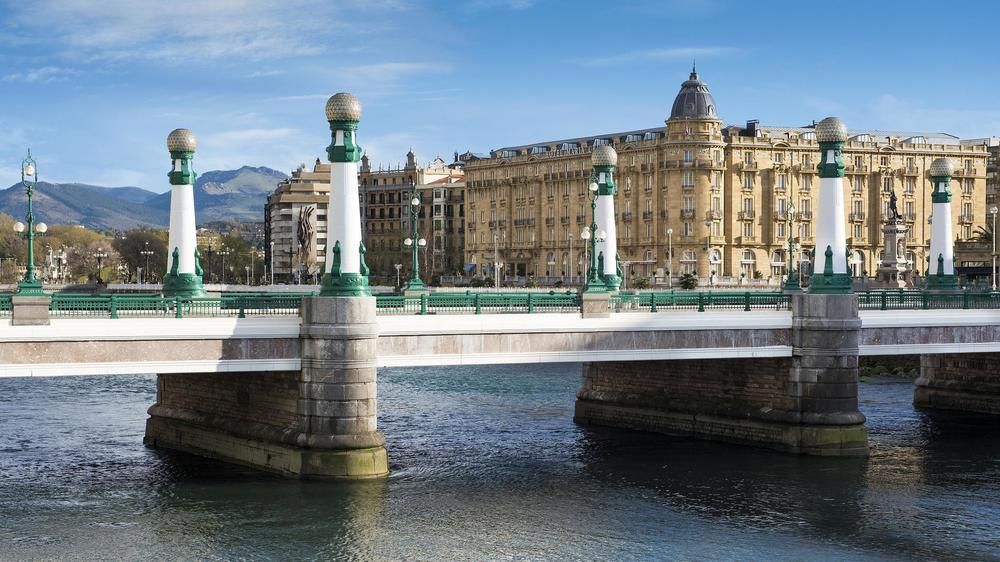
0;294;12;316
610;291;791;312
856;289;1000;310
48;294;303;319
375;291;580;315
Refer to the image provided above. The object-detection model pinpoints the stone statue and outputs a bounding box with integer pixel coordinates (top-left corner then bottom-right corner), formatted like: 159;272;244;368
297;206;315;258
888;190;900;220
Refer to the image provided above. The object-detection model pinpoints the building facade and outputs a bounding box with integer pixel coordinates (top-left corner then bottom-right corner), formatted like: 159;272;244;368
265;153;465;284
463;68;989;284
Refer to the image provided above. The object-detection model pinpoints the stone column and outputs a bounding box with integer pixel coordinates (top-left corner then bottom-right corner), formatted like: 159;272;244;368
809;117;852;294
788;293;868;455
592;145;621;292
162;128;206;297
321;93;371;297
915;354;1000;415
11;294;51;326
298;295;388;478
926;158;958;290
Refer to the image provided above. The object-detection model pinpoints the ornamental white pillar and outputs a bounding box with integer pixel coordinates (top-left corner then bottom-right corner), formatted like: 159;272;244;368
926;158;958;290
321;92;370;296
591;144;621;291
809;116;852;294
162;128;206;297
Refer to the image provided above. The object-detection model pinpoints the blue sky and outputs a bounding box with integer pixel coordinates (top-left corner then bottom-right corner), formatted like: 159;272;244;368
1;0;999;193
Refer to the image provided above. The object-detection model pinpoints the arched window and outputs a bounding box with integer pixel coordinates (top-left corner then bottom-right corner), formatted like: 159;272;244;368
851;250;866;277
680;250;698;275
741;249;756;278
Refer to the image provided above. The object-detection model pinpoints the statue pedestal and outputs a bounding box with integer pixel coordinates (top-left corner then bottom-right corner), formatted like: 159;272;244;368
875;219;911;288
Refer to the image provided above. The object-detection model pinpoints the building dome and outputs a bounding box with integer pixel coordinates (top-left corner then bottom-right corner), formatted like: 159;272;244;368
930;158;955;177
668;66;718;121
591;144;618;167
815;117;848;143
166;128;197;153
325;92;362;121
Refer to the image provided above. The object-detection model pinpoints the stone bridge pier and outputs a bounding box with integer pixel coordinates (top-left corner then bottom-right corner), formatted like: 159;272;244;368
915;354;1000;416
575;293;869;456
144;296;388;479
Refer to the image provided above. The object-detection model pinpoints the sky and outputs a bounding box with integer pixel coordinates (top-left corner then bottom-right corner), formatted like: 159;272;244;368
1;0;999;193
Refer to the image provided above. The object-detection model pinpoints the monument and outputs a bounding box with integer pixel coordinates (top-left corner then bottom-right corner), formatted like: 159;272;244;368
875;191;911;288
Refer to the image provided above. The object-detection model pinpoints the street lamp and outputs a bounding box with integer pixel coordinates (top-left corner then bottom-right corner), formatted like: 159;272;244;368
784;202;801;291
991;206;998;291
245;265;250;285
402;181;427;292
92;247;108;284
583;180;607;293
269;240;275;285
14;149;47;294
394;263;402;289
218;246;231;284
140;241;154;284
666;227;673;289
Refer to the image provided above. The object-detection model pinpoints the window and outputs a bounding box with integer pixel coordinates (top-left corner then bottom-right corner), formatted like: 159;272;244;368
905;177;915;193
853;223;862;238
743;198;754;212
743;173;753;189
683;222;693;236
744;152;753;165
777;222;786;238
880;156;890;166
801;175;811;191
774;152;783;163
682;196;694;211
711;197;721;211
853;176;864;193
682;171;694;187
777;173;787;190
683;149;694;162
963;179;974;195
801;154;811;166
854;155;864;168
680;250;697;274
742;222;753;238
882;176;892;193
852;200;863;215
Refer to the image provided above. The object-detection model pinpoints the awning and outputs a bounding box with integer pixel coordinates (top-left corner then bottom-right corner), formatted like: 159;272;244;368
463;263;477;272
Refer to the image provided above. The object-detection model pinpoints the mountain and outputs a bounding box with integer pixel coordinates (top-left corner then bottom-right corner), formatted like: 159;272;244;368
0;166;287;230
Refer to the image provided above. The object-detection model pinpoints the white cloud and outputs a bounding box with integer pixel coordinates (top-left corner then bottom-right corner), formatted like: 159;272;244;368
4;0;343;62
246;70;287;78
572;47;737;67
345;62;453;82
462;0;536;10
868;94;1000;139
3;66;77;82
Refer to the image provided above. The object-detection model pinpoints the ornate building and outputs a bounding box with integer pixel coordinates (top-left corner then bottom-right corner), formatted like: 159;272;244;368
264;153;465;284
463;67;989;284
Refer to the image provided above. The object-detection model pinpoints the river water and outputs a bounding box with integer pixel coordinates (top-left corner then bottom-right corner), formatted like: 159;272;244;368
1;365;998;561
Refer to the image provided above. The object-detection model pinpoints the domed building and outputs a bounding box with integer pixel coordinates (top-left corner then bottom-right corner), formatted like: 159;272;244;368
462;67;988;286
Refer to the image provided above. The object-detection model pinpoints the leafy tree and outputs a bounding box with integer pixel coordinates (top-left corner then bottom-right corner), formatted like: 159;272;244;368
632;276;650;289
113;229;168;282
680;272;699;290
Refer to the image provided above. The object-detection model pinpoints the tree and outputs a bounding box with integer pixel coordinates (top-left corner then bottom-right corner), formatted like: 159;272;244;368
974;222;995;244
680;272;699;290
113;229;168;282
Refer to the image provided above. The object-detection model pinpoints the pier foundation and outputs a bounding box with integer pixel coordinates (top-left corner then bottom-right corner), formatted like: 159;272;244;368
915;354;1000;415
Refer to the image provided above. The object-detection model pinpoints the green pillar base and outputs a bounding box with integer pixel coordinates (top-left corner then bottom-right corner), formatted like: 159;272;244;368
16;278;45;296
603;274;622;293
320;272;371;297
402;278;428;294
783;277;802;293
807;272;853;294
924;274;958;291
583;278;608;294
162;273;207;298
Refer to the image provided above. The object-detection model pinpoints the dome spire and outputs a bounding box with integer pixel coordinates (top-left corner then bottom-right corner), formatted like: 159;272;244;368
691;60;697;79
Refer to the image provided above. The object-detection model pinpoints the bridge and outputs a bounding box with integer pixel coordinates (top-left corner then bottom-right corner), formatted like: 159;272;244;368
2;289;999;480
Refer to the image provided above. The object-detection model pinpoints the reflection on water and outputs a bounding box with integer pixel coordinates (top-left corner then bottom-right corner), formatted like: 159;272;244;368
0;367;998;560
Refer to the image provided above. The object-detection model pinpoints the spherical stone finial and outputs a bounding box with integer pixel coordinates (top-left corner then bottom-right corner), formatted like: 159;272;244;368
167;128;197;153
930;157;955;178
591;144;618;167
815;117;848;143
325;92;362;122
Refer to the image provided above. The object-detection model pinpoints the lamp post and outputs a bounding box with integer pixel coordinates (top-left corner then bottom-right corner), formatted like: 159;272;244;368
493;231;500;290
583;180;607;293
666;228;673;289
402;181;427;293
218;246;231;284
140;241;154;284
394;263;402;289
580;229;589;284
245;265;250;285
92;248;108;284
784;202;801;291
991;205;998;291
14;149;47;294
269;240;275;285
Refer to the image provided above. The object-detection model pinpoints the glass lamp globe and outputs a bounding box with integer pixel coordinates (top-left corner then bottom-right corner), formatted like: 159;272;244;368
598;229;607;239
35;222;47;233
589;182;598;192
418;238;426;247
13;222;25;233
411;197;420;206
581;230;590;240
23;163;35;177
404;237;413;246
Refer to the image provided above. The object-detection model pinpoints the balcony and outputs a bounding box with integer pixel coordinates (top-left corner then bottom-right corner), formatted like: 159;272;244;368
741;183;755;192
622;212;634;222
680;209;696;219
903;165;920;176
498;220;507;228
959;214;974;223
706;209;722;220
545;217;554;226
797;211;813;221
773;210;789;221
848;212;865;222
560;216;570;225
794;163;817;173
468;222;477;231
736;235;757;244
953;167;978;177
682;183;695;192
738;161;759;171
738;210;756;221
643;210;654;221
659;210;669;219
488;220;497;228
845;165;870;174
577;214;586;224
